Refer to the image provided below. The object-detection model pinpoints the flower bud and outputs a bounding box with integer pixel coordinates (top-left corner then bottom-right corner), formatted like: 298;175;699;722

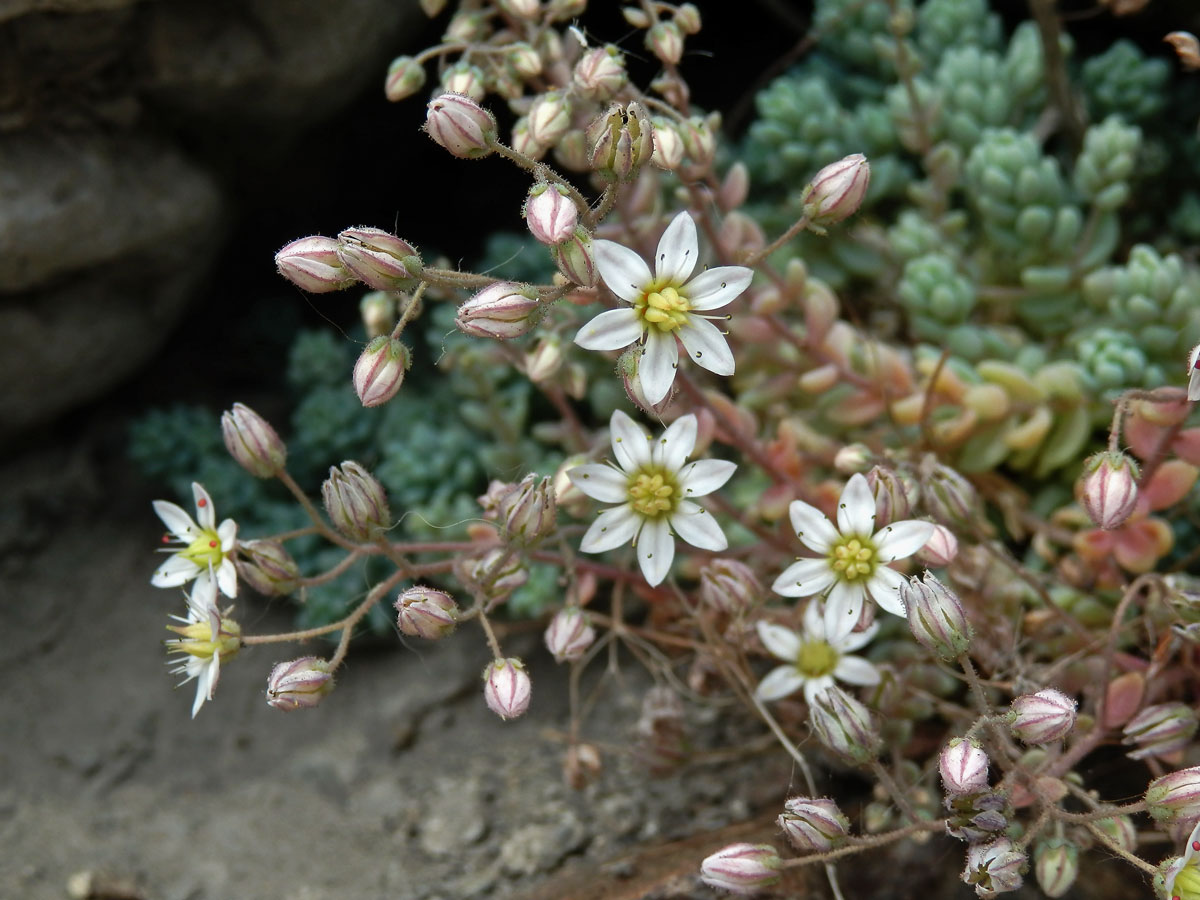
1034;839;1078;898
573;46;627;101
919;523;959;567
1123;703;1199;761
384;55;426;102
919;455;981;531
645;21;683;65
547;0;584;20
551;227;597;286
498;0;539;19
505;42;541;79
650;117;685;170
699;843;782;895
336;227;422;290
443;9;484;41
675;3;701;33
498;473;557;545
523;335;563;382
236;539;300;596
940;738;990;795
483;657;531;720
834;443;873;475
586;102;653;182
698;558;763;614
865;465;917;526
275;235;358;293
394;585;459;640
266;657;334;711
945;790;1010;842
544;606;596;663
617;345;673;415
680;114;717;172
778;797;850;852
963;839;1026;896
527;91;572;148
221;402;287;477
322;461;390;541
360;291;396;338
459;547;529;602
1079;451;1140;530
352;336;411;407
808;686;882;764
1009;689;1077;744
524;182;578;245
901;572;972;660
509;116;545;160
455;282;540;339
803;153;870;228
1093;815;1138;853
1146;766;1200;825
1166;32;1200;71
424;93;497;159
440;61;485;102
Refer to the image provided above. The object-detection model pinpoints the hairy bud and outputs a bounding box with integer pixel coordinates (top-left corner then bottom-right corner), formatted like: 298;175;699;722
1009;689;1077;744
275;235;358;293
524;182;578;245
1079;451;1140;530
778;797;850;852
424;93;497;159
527;91;572;148
544;607;596;663
698;558;763;614
221;402;287;478
919;523;959;567
1146;766;1200;825
360;291;396;338
901;572;972;660
963;839;1026;896
394;586;458;640
551;227;598;286
336;227;421;291
236;539;300;596
1124;703;1199;760
266;657;334;711
353;336;411;407
497;473;557;545
384;55;426;101
803;153;870;228
940;738;990;795
483;657;531;720
573;45;627;101
586;102;653;182
1034;839;1078;898
645;21;683;65
322;461;390;541
456;282;540;339
699;843;782;895
808;686;882;764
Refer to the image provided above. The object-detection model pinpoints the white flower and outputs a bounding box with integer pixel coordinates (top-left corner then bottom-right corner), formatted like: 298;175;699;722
165;591;241;718
773;473;935;642
574;211;753;406
1161;820;1200;900
152;482;238;606
567;410;736;586
755;600;881;704
1188;342;1200;402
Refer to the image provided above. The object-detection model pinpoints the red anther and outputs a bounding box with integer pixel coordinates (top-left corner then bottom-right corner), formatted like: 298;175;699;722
198;498;208;506
209;540;218;548
1193;840;1199;851
162;534;170;543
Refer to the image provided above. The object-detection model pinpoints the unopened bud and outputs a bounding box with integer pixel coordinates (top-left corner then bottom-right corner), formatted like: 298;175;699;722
675;3;701;33
337;227;422;291
221;402;287;477
617;345;673;415
573;46;627;101
384;56;425;102
440;61;486;101
778;797;850;852
506;42;541;79
586;102;653;182
645;21;683;65
527;91;572;148
940;737;990;795
322;461;390;541
483;657;531;720
525;182;578;245
443;9;485;41
865;465;917;526
803;153;870;227
680;114;717;172
1093;815;1138;853
395;585;459;639
1034;839;1078;898
698;558;763;614
236;539;300;596
544;606;596;662
901;572;972;660
523;335;563;382
551;227;598;286
498;473;557;545
1079;451;1140;530
266;657;333;711
424;93;497;159
360;291;396;338
276;235;358;293
1166;32;1200;71
456;282;541;339
834;443;873;474
460;547;529;602
808;686;882;764
498;0;539;18
1146;766;1200;825
919;456;980;530
1124;703;1199;760
963;839;1026;897
1009;689;1077;744
699;843;782;895
650;117;685;170
353;336;411;407
554;129;591;172
918;523;959;567
509;117;545;160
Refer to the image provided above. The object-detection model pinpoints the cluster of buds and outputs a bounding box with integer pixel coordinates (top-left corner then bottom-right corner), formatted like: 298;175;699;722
1078;451;1140;530
221;403;287;478
352;336;411;407
1008;689;1077;744
322;461;391;541
482;657;531;720
777;797;850;852
395;586;459;640
455;282;541;339
235;539;300;596
275;229;421;294
698;843;782;896
543;606;595;663
266;657;334;711
1124;703;1198;760
900;573;972;660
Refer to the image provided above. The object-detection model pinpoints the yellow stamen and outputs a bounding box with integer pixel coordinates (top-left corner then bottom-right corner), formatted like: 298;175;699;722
796;640;839;678
637;285;690;333
628;467;679;518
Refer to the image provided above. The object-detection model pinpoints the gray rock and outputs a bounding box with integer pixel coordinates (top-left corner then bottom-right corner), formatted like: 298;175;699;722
418;775;488;857
497;810;587;877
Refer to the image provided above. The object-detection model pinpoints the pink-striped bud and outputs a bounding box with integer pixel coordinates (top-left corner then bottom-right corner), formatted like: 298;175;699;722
551;227;597;286
524;182;578;245
544;607;596;663
395;586;459;640
497;473;557;545
266;657;334;711
645;21;683;65
322;461;390;540
483;657;531;720
572;46;627;101
803;154;870;227
1146;766;1200;825
236;539;300;596
384;55;426;102
808;686;881;764
527;91;572;148
1124;703;1198;760
1009;689;1077;744
778;797;850;852
336;227;421;291
1079;451;1139;530
650;117;685;170
221;402;287;477
698;558;763;614
424;93;497;159
901;572;972;660
940;737;990;795
456;282;540;339
275;235;358;293
919;523;959;567
698;843;782;895
353;336;411;407
440;62;486;102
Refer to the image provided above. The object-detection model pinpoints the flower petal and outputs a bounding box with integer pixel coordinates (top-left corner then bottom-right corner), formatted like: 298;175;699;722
574;308;643;351
823;580;866;642
636;517;675;586
580;505;641;553
655;211;698;285
802;675;836;706
873;519;937;562
866;565;907;617
836;474;877;537
639;330;679;406
568;464;630;503
787;500;840;554
833;655;881;687
837;620;879;653
654;413;698;470
683;266;754;311
192;483;216;530
771;557;836;598
609;409;652;472
217;519;237;549
756;666;807;702
670;500;727;551
678;458;736;498
595;239;652;303
802;596;825;637
151;554;199;588
756;620;803;662
153;500;199;541
215;559;238;599
677;316;735;377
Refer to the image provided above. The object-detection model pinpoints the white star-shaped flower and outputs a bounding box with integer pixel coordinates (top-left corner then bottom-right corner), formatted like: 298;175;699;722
755;600;881;704
567;410;736;586
1188;341;1200;401
1161;819;1200;900
773;473;935;642
165;591;241;718
152;482;238;606
574;211;753;406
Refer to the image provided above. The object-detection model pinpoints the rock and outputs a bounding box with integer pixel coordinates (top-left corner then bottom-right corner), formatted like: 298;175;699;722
498;810;588;877
418;775;488;857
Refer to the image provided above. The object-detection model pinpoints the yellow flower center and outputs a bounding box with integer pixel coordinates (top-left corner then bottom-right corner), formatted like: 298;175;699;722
796;640;839;678
182;529;225;569
628;467;679;519
637;285;690;333
829;536;877;581
167;617;243;661
1175;863;1200;900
